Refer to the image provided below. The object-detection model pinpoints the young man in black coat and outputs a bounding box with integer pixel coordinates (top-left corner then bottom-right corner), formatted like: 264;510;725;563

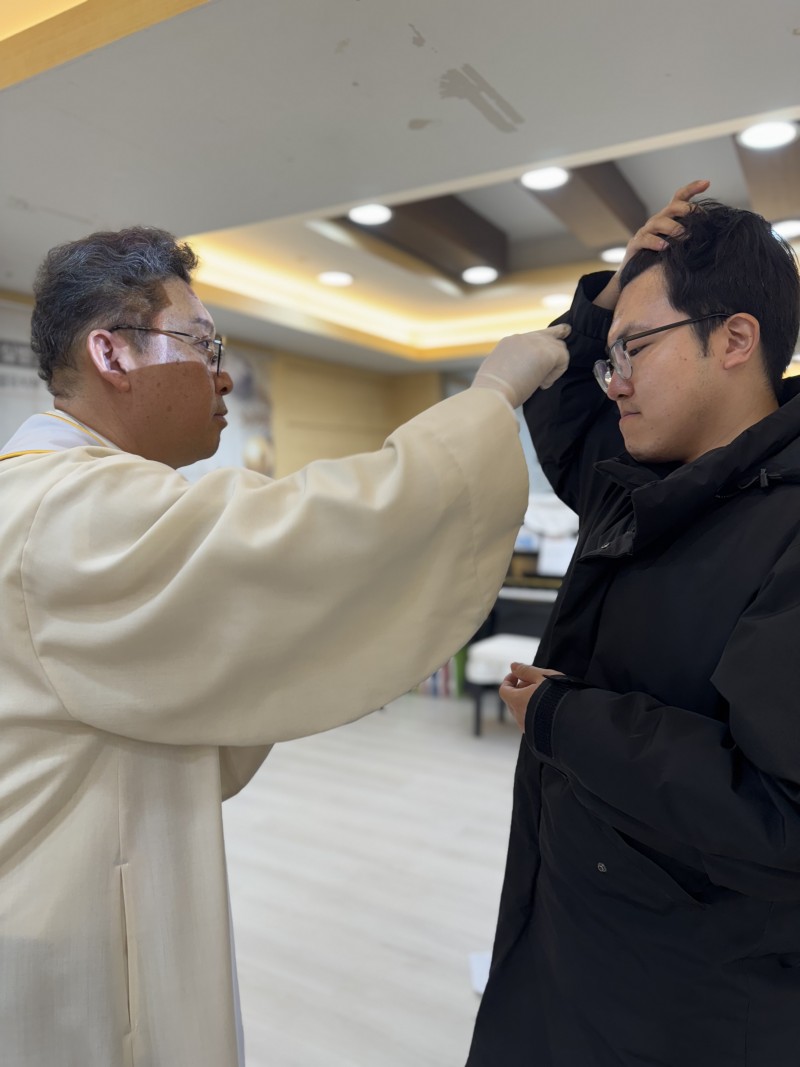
467;181;800;1067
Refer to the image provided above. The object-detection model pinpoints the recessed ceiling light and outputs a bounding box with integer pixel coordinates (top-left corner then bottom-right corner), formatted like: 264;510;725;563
348;203;393;225
600;246;627;264
737;121;798;150
520;166;570;191
462;265;499;285
542;293;571;309
317;270;354;287
773;219;800;241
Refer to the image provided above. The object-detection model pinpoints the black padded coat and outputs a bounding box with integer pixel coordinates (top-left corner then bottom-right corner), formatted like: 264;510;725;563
467;272;800;1067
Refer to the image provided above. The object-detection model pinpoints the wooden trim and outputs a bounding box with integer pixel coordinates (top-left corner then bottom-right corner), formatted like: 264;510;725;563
734;135;800;223
527;162;647;251
0;289;34;308
341;195;508;283
0;0;210;91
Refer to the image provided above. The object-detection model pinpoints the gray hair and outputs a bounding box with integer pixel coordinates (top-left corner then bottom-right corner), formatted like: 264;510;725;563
31;226;199;394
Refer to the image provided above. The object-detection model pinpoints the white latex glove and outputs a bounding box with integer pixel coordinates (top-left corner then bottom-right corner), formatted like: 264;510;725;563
471;324;571;408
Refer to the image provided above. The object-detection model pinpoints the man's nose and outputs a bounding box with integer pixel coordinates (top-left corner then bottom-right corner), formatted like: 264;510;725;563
607;370;632;401
216;369;233;395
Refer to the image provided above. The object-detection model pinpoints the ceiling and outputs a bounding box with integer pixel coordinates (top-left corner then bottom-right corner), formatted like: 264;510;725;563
1;0;799;374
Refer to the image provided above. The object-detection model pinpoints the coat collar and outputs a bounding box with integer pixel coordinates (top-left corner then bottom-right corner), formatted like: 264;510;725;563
588;379;800;555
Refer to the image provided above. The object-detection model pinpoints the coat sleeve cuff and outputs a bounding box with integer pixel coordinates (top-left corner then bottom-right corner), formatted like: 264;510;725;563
525;676;587;759
565;273;616;356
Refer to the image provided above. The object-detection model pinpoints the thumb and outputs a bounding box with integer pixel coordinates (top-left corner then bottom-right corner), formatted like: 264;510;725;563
508;663;540;681
547;323;571;339
538;344;569;390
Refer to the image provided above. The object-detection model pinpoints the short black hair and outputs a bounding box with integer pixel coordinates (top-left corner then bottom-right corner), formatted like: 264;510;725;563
31;226;199;394
619;200;800;394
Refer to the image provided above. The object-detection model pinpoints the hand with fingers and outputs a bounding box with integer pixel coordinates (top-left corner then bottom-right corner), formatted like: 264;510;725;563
594;178;711;310
471;324;572;409
499;662;565;731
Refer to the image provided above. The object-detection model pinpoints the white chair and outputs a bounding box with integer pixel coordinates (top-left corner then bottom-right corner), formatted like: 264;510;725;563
465;633;540;736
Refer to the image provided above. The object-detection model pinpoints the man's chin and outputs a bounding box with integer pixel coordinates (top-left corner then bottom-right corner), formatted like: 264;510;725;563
624;439;680;464
178;438;222;469
199;439;222;462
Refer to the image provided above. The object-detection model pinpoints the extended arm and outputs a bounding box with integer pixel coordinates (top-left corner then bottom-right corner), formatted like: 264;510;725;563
24;388;526;747
523;276;623;515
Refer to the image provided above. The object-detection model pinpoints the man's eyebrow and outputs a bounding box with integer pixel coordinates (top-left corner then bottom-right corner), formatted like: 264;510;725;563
192;316;216;333
608;321;650;345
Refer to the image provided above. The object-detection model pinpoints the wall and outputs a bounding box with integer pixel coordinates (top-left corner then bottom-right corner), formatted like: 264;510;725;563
0;297;33;344
385;372;443;432
269;349;441;477
0;297;51;446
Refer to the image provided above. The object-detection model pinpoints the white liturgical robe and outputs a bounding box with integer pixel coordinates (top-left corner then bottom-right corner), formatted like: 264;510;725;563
0;390;527;1066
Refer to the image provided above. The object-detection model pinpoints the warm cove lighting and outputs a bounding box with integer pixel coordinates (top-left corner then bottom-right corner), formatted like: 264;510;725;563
0;0;85;42
348;204;393;225
462;265;499;285
317;270;354;287
737;121;798;150
773;219;800;241
600;246;627;264
0;0;211;92
542;293;571;309
520;167;570;191
191;246;576;351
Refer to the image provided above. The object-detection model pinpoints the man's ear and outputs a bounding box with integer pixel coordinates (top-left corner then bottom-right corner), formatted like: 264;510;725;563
85;329;133;393
719;313;760;371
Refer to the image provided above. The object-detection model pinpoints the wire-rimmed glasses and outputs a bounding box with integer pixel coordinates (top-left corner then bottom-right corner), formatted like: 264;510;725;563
593;314;729;393
109;325;225;376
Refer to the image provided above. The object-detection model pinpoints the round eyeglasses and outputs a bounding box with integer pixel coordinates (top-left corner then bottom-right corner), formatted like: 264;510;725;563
109;325;225;376
593;314;729;393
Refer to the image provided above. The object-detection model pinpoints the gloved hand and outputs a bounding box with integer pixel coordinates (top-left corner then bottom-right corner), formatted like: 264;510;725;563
470;324;571;408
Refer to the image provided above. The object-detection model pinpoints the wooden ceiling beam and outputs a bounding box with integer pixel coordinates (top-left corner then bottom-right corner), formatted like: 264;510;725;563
733;135;800;223
526;162;648;251
339;195;508;282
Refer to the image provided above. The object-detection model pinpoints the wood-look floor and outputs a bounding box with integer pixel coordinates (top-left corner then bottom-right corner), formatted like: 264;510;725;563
223;693;521;1067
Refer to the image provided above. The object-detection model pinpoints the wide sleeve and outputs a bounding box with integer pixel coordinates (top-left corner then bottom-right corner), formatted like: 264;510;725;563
523;271;624;516
524;534;800;899
23;388;528;747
